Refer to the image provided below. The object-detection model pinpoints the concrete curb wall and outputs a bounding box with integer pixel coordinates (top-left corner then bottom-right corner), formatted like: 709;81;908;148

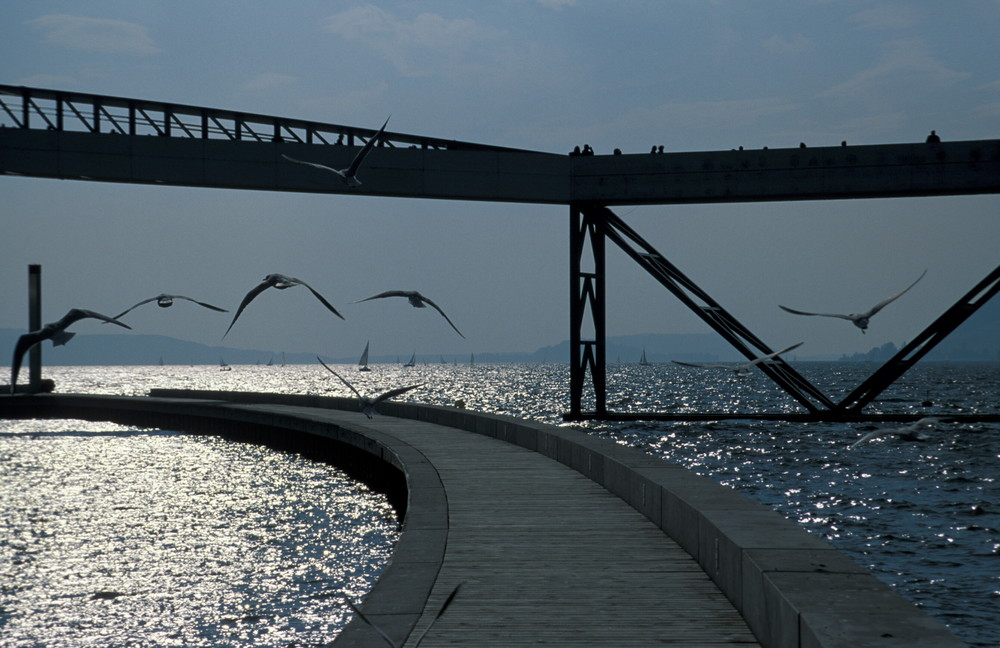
0;393;447;648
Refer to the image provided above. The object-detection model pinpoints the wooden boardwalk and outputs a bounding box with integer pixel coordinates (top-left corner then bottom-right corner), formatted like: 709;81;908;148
281;406;759;647
1;392;968;648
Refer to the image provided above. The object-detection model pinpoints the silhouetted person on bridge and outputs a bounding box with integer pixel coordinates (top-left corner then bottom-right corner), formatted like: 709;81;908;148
926;130;941;143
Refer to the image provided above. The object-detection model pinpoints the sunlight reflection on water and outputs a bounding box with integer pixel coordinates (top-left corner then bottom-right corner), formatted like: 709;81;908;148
1;415;397;647
2;361;998;647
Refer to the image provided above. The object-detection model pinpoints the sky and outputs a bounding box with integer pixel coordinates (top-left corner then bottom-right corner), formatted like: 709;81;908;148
1;1;998;362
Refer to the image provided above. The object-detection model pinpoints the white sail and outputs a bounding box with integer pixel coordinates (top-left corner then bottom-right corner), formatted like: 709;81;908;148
359;341;371;371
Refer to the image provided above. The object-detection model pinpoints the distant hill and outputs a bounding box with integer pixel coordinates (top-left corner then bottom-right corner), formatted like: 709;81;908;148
3;293;997;368
0;329;320;367
531;333;747;364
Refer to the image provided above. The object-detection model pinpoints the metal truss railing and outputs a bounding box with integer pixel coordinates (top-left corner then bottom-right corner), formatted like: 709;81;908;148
0;84;534;153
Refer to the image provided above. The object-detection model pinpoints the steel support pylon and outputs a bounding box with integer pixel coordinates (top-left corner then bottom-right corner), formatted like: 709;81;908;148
565;206;999;422
569;205;607;418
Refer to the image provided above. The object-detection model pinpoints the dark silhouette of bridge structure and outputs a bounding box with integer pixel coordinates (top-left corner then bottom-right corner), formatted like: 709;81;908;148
2;84;999;421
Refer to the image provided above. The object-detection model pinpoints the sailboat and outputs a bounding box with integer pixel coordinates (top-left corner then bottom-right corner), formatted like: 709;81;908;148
358;341;371;371
219;356;232;371
639;348;650;366
403;352;416;367
470;352;475;365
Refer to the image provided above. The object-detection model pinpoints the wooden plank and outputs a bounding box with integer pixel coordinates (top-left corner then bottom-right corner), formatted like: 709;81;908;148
352;414;760;647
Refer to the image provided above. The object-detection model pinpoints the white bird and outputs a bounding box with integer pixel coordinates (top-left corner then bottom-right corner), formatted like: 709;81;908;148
317;357;422;418
224;274;344;338
779;270;927;333
341;583;461;648
354;290;465;338
672;342;803;374
282;116;390;187
849;417;940;449
10;308;130;392
113;293;228;320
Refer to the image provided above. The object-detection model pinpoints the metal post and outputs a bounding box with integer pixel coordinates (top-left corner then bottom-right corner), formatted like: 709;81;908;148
569;206;584;418
568;206;607;419
28;264;42;390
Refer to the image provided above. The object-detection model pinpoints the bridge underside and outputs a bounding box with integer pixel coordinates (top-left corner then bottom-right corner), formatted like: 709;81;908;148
3;85;999;421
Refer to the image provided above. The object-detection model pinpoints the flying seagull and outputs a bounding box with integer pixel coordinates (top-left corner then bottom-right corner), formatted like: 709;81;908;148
282;116;390;187
342;583;461;648
354;290;465;338
223;274;344;338
317;357;422;418
112;294;228;320
10;308;130;393
672;342;803;374
849;417;940;450
779;270;927;333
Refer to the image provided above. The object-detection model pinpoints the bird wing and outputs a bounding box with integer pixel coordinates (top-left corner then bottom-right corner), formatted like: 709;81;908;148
861;269;927;318
295;279;345;320
174;295;229;312
352;290;410;304
111;297;159;320
316;357;363;399
344;116;390;179
344;597;398;648
779;305;854;321
69;308;132;329
898;416;940;433
371;383;423;407
417;294;465;338
411;583;462;648
223;280;273;338
10;331;45;392
671;360;732;369
747;341;803;367
281;154;346;177
849;430;886;449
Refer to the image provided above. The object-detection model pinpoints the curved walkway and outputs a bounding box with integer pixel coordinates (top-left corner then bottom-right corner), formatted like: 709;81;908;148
0;391;966;648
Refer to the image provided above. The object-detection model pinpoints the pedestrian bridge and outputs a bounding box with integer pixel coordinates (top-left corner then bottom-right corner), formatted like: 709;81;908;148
0;390;966;647
3;83;998;420
2;84;998;204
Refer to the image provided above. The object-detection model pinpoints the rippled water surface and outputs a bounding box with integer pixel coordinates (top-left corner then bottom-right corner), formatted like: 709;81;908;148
2;361;998;647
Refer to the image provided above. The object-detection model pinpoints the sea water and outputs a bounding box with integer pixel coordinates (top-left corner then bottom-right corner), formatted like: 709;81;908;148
1;362;997;647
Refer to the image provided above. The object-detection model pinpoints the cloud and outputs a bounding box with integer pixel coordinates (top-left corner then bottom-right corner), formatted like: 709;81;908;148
847;5;919;30
242;73;298;93
761;33;814;56
322;5;507;76
975;79;1000;92
971;100;1000;117
537;0;577;8
27;14;161;54
818;38;969;102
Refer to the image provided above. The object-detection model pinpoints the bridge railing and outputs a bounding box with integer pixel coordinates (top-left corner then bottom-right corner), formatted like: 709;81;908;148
0;84;531;153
